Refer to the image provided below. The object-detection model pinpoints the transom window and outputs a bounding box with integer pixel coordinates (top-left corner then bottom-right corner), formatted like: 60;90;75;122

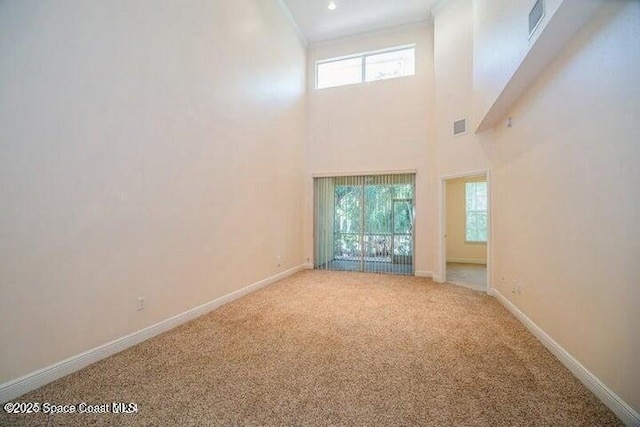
316;45;415;90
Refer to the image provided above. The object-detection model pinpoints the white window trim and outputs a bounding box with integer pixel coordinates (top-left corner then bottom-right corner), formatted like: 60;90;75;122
315;44;416;90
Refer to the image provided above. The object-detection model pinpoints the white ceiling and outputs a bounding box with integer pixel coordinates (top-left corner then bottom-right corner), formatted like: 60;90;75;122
281;0;442;45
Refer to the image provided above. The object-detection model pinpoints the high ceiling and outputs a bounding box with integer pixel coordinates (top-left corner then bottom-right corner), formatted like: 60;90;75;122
282;0;442;45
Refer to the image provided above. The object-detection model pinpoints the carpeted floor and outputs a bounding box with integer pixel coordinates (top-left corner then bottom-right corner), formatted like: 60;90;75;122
1;270;622;426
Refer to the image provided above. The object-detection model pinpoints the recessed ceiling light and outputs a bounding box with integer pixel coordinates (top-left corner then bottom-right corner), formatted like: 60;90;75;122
328;1;337;11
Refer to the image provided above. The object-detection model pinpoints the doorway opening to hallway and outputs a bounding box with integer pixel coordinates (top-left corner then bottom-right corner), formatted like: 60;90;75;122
440;173;489;291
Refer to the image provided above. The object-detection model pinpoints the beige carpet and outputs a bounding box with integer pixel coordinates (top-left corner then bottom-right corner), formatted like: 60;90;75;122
1;271;621;426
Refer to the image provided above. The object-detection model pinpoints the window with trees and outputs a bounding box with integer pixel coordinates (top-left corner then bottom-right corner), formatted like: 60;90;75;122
316;45;415;89
314;174;415;275
465;181;488;243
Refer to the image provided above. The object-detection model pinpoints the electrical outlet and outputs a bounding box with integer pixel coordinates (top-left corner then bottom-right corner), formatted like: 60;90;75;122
511;280;522;296
137;296;146;311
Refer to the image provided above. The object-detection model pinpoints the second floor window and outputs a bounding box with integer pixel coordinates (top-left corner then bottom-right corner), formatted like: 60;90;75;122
316;45;415;90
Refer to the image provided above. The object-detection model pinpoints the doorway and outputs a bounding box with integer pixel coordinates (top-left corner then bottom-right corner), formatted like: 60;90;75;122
439;172;489;291
314;173;415;276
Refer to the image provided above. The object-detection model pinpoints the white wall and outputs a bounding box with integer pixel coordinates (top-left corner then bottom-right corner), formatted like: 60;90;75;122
434;0;489;175
473;0;603;131
432;0;490;281
472;0;563;128
434;0;640;416
487;0;640;414
0;0;306;385
306;24;434;274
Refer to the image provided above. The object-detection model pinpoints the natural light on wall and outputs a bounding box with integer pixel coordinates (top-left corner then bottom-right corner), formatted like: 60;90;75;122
316;45;415;89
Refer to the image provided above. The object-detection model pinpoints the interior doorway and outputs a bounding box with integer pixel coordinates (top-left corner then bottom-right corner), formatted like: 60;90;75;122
314;173;415;276
439;172;489;291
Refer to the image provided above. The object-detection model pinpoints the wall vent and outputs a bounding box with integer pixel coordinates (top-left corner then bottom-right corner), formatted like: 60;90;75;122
453;119;467;136
529;0;545;36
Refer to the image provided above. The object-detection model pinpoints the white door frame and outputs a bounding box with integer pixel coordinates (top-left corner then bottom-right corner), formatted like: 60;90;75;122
437;170;491;292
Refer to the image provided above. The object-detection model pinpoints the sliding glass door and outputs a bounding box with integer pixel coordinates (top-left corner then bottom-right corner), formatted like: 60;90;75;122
314;173;415;276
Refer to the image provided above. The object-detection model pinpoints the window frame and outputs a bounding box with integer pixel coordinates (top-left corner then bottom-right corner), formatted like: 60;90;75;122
315;44;416;90
464;181;488;244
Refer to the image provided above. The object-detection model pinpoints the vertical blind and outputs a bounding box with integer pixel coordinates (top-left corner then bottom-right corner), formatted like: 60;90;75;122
314;173;415;276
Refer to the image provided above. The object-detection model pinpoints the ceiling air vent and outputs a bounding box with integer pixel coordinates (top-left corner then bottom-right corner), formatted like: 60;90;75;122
529;0;545;36
453;119;466;136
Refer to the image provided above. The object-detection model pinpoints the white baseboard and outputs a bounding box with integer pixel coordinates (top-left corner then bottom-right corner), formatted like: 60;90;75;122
0;264;307;404
446;258;487;265
489;288;639;427
432;274;444;283
415;270;433;278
